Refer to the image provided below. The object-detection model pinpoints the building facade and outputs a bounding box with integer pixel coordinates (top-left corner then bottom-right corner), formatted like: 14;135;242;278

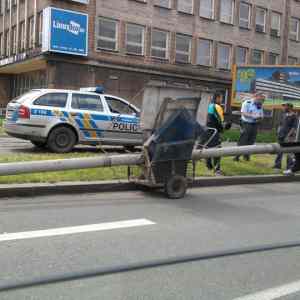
0;0;300;109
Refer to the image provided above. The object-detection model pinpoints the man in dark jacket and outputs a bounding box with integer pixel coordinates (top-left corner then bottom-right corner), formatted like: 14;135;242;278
284;114;300;176
273;103;298;170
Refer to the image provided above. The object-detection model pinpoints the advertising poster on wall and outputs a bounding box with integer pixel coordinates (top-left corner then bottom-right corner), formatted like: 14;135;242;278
232;65;300;108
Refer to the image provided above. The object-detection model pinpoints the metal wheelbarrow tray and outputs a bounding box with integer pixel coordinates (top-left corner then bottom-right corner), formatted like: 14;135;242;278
132;93;208;199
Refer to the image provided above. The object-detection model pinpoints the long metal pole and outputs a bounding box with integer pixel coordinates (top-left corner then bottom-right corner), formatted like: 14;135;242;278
0;144;300;176
0;154;141;176
192;144;300;159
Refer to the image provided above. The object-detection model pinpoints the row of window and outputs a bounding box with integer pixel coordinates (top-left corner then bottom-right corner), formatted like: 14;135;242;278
97;18;299;69
0;13;43;57
134;0;289;39
145;0;300;42
12;71;47;98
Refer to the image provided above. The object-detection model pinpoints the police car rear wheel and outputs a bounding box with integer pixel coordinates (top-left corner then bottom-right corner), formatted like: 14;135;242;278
47;126;76;153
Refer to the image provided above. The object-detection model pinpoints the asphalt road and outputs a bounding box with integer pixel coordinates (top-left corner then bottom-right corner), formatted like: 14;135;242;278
0;136;134;154
1;183;300;299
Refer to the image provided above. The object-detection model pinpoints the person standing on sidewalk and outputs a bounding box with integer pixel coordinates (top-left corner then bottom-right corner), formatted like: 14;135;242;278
273;103;298;170
233;92;265;162
284;114;300;176
206;93;225;176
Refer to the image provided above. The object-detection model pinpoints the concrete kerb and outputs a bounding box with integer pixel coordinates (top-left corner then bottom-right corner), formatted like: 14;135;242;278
0;175;299;198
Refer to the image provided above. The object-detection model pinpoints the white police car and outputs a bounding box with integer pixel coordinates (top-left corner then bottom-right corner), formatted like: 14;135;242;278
4;87;142;153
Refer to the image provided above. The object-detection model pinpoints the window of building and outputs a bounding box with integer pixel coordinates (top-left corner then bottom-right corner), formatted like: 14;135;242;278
217;43;231;69
34;93;68;108
177;0;193;14
72;94;103;111
5;0;10;11
290;18;299;41
175;33;191;63
239;2;251;29
271;12;281;37
13;71;47;98
269;53;279;65
4;30;9;57
255;7;266;33
28;16;35;48
97;18;118;51
105;97;137;115
154;0;171;8
151;29;169;59
126;23;145;55
20;21;26;51
251;49;264;64
11;26;17;54
220;0;234;24
288;57;298;65
199;0;214;19
236;46;248;65
38;12;43;46
197;38;212;66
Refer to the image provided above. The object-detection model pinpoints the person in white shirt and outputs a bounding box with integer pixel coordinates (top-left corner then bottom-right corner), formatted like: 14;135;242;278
234;92;265;162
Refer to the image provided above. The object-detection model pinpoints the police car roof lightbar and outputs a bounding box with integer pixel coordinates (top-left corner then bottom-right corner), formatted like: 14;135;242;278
79;86;105;94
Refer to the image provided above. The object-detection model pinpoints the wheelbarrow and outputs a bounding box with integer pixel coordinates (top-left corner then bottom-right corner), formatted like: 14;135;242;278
130;94;217;199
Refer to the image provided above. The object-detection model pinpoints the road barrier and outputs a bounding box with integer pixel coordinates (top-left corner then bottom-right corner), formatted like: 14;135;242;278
0;144;300;176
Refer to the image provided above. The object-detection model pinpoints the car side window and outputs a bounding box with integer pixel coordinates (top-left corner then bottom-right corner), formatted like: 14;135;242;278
105;97;137;115
71;94;103;112
33;93;68;108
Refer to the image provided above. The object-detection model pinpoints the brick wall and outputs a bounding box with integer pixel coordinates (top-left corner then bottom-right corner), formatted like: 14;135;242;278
88;0;299;83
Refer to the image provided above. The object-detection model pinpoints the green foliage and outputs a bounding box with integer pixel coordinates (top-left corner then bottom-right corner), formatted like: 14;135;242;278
222;129;277;143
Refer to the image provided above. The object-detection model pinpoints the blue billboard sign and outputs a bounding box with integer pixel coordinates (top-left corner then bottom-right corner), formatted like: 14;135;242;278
43;7;88;56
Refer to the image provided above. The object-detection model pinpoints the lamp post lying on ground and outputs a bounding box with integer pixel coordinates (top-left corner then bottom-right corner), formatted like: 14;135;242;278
0;144;299;177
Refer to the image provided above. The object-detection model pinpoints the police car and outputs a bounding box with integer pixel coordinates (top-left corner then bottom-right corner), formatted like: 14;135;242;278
4;87;142;153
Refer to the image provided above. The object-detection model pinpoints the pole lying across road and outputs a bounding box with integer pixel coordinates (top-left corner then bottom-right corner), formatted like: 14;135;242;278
0;144;300;176
192;143;300;159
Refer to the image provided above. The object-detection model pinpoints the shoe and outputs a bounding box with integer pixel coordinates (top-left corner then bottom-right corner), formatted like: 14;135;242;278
243;156;250;162
215;170;223;176
283;169;295;176
233;157;240;162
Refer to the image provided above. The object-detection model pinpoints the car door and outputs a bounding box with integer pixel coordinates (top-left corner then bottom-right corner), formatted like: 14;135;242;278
104;96;141;144
69;93;110;141
31;92;69;128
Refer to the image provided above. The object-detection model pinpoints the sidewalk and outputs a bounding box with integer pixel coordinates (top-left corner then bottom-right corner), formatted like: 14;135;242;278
0;174;299;198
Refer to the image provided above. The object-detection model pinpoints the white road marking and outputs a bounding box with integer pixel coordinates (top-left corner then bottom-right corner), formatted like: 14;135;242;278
233;279;300;300
0;219;155;242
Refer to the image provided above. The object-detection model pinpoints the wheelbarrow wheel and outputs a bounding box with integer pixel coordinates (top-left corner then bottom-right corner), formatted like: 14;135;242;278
165;175;187;199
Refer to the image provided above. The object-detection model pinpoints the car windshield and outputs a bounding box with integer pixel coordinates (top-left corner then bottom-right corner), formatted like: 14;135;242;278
10;90;43;104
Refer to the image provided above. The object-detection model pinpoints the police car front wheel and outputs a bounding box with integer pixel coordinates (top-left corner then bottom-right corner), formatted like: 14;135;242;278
47;126;77;153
